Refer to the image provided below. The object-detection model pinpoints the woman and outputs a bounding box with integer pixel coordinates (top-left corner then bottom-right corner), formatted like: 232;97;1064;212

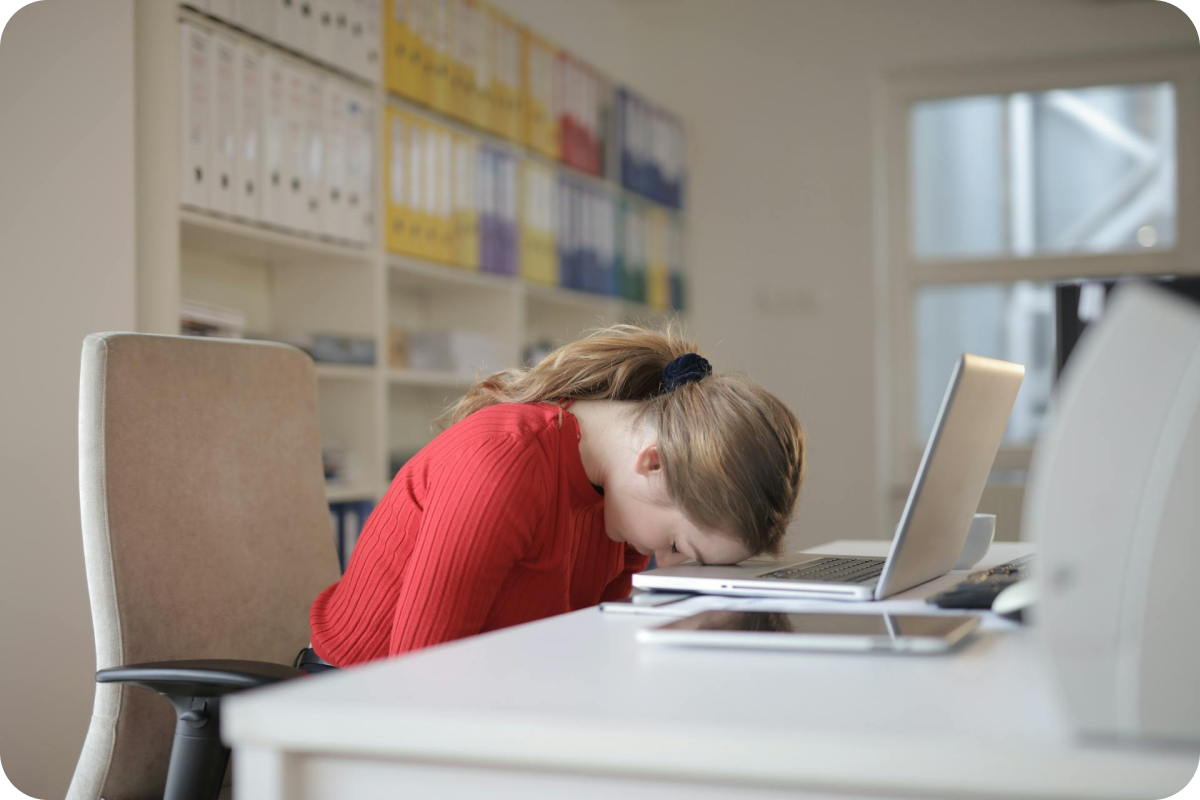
304;324;806;667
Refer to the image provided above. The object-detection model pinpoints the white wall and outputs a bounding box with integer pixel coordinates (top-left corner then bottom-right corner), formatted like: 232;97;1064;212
0;1;136;798
0;1;1195;797
498;0;1196;548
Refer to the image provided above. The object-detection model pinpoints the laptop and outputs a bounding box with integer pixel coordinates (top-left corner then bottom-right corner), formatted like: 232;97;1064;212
632;353;1025;601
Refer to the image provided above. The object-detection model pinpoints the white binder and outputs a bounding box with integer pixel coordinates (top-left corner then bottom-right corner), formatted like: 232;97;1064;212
209;0;235;23
282;60;309;230
260;52;289;228
337;0;359;78
322;78;348;240
359;90;377;244
275;0;305;55
314;0;338;69
343;0;374;83
272;0;294;52
359;0;381;84
210;33;239;216
345;87;375;244
234;42;264;222
331;0;354;77
293;0;318;58
234;0;274;40
301;69;326;234
180;21;211;211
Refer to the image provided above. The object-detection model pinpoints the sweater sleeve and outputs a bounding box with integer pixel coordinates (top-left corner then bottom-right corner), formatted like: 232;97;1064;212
598;546;652;603
388;435;549;655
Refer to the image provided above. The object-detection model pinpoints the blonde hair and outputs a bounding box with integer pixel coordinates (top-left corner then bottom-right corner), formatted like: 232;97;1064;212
443;324;806;558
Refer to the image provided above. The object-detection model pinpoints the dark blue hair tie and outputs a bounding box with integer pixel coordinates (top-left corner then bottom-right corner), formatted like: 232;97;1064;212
662;353;713;393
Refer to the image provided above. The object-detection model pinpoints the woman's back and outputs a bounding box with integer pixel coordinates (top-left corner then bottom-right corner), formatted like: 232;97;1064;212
309;402;647;665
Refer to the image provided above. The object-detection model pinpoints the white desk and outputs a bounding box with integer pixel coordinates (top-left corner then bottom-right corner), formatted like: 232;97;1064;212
223;541;1199;799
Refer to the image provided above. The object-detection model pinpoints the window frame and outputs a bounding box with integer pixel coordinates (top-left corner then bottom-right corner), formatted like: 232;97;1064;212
873;48;1200;532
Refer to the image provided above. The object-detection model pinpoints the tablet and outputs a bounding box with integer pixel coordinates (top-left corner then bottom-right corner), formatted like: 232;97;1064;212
635;611;980;654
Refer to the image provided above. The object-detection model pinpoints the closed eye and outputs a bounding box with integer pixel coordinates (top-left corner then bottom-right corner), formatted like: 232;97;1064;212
673;541;705;566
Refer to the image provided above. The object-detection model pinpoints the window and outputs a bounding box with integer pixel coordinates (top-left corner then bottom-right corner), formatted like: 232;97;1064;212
914;282;1055;445
877;50;1200;537
911;83;1176;261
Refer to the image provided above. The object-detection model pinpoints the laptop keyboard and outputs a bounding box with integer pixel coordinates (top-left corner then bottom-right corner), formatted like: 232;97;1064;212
758;557;886;584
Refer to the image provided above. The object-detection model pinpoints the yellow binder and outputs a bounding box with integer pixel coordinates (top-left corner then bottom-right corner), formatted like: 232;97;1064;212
448;0;468;123
520;161;558;285
386;0;410;99
453;131;480;269
436;124;455;263
479;2;499;135
460;0;480;128
410;0;432;106
519;161;540;283
423;117;441;262
521;29;551;156
430;0;451;114
497;12;521;142
489;4;518;139
383;106;410;255
404;112;427;257
646;207;670;310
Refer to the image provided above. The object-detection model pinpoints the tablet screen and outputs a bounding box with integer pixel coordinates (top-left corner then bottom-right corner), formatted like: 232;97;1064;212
661;611;974;639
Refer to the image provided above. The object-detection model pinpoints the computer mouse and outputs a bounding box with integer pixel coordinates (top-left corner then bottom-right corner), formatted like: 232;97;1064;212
991;579;1037;623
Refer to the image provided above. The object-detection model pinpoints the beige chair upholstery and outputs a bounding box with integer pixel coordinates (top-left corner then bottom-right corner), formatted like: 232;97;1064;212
68;333;341;800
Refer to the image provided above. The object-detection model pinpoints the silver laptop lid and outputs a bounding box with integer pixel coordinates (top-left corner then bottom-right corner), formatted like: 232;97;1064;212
874;354;1024;599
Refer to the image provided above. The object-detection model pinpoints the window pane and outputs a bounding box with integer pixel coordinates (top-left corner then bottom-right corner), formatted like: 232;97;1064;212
910;82;1176;260
914;283;1055;445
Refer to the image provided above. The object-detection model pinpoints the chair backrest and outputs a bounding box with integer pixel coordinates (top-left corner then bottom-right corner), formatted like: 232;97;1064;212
68;333;341;800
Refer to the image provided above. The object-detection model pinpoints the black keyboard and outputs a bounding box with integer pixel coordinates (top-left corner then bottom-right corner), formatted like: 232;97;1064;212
759;557;887;585
927;556;1035;609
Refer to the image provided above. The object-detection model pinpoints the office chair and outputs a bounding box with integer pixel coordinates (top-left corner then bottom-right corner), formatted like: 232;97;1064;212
67;333;342;800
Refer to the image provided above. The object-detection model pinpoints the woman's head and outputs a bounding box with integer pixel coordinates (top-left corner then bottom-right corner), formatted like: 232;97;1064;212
444;324;806;563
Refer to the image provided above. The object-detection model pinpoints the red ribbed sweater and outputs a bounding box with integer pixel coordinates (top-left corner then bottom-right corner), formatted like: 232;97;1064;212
310;402;649;665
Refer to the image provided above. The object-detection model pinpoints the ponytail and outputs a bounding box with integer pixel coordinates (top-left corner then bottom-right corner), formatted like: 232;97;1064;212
441;323;806;558
443;323;698;425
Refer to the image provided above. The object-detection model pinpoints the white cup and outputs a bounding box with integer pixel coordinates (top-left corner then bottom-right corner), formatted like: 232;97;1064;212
955;513;997;571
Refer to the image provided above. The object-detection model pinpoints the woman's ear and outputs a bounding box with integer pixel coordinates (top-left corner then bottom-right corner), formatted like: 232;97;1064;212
634;442;662;478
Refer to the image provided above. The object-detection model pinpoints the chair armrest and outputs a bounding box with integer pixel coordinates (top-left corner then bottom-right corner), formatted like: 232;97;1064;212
97;659;304;698
96;660;304;800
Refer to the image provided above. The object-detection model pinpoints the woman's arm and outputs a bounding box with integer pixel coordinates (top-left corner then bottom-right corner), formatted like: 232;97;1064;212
598;546;652;603
387;437;549;655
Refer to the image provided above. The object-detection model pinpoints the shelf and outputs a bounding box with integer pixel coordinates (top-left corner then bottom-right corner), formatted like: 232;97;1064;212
618;301;675;321
387;253;675;319
523;284;673;321
524;282;622;312
181;208;373;266
325;482;379;503
315;363;377;381
388;369;476;390
388;255;519;292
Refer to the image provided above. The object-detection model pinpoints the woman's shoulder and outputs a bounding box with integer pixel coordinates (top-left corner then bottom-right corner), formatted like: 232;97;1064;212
424;403;565;480
438;403;569;459
457;401;565;436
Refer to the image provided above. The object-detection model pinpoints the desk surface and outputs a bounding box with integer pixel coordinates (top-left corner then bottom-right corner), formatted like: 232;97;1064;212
223;541;1199;799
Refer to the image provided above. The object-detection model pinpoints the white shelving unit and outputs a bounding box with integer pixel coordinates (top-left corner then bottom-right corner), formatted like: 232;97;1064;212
139;3;682;510
388;368;477;389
